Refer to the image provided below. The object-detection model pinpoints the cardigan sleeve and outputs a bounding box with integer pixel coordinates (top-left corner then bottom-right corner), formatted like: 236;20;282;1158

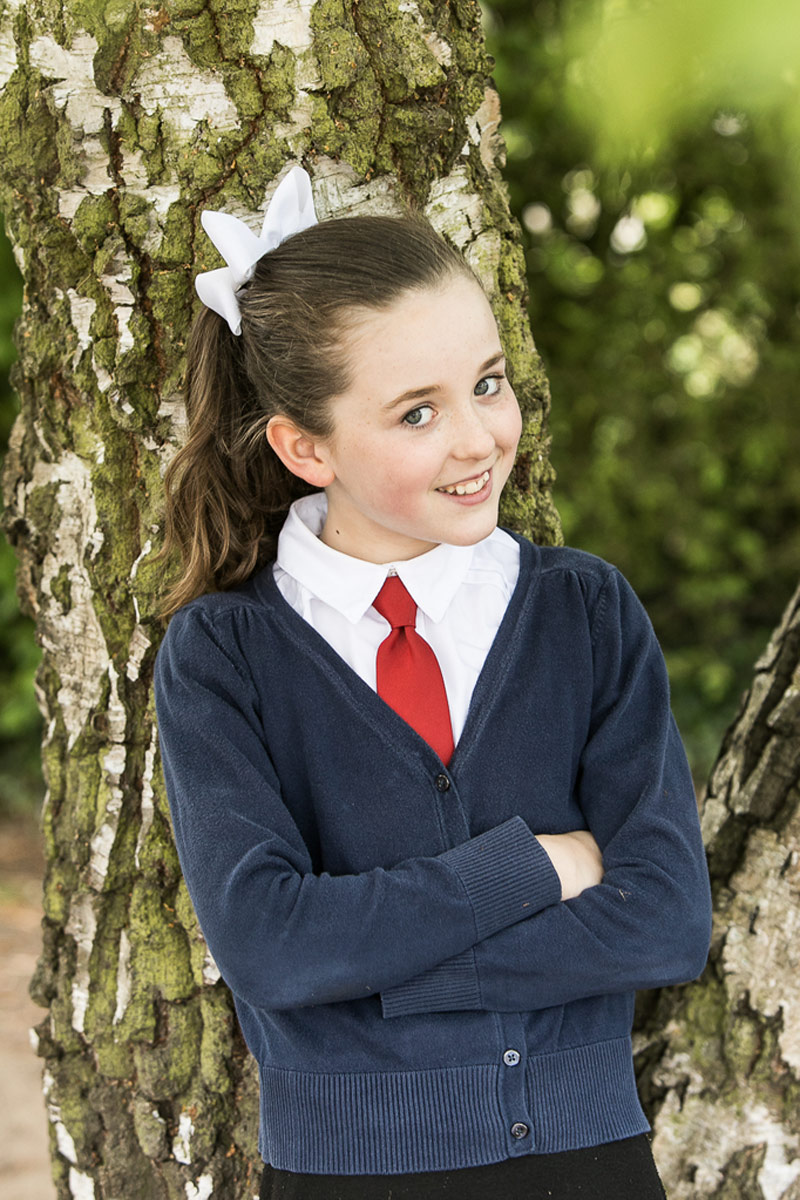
380;566;712;1018
154;604;562;1012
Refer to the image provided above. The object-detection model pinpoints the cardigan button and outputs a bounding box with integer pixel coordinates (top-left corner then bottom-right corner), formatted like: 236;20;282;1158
510;1122;529;1140
435;774;450;792
503;1049;521;1067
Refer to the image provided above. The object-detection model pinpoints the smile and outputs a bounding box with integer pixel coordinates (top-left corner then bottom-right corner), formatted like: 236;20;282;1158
436;469;491;496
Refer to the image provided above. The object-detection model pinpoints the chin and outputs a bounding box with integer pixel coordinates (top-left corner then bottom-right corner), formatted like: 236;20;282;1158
453;531;497;547
442;519;499;546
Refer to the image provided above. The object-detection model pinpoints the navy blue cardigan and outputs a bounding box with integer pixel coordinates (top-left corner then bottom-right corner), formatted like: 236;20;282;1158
154;534;711;1175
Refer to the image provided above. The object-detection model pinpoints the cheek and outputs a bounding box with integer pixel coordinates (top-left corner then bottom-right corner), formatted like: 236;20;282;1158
371;461;433;517
502;396;523;452
385;447;436;487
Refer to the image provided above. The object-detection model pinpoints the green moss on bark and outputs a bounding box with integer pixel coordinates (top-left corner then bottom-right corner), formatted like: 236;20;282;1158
49;1054;105;1160
54;750;103;870
129;878;195;1002
133;1000;202;1098
157;200;194;268
174;876;214;988
682;973;729;1088
200;987;236;1093
353;0;446;101
26;483;60;542
0;71;62;187
313;18;370;91
73;194;118;253
87;893;135;1076
132;1095;169;1159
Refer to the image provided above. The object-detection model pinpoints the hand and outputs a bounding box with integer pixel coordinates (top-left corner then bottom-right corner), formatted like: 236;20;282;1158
536;830;604;901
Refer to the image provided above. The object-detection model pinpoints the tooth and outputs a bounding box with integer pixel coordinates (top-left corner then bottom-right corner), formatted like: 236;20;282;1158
439;470;489;495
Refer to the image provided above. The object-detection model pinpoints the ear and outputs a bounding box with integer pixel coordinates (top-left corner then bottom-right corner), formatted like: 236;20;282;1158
266;415;335;487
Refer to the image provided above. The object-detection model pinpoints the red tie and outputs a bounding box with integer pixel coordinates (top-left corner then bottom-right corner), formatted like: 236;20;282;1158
372;576;454;765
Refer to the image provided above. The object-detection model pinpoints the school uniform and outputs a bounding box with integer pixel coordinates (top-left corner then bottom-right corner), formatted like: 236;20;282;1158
154;493;709;1195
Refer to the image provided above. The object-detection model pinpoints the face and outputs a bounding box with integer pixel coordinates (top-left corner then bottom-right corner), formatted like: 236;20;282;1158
311;275;523;563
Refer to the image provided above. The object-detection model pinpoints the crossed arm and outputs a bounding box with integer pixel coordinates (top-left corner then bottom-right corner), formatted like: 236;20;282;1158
536;830;604;901
154;571;710;1017
380;719;711;1020
380;569;712;1017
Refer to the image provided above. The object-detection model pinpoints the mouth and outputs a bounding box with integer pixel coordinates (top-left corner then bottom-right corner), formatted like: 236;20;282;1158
435;468;492;497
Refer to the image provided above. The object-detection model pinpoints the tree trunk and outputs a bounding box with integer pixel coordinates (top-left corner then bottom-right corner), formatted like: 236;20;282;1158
0;1;558;1195
638;581;800;1199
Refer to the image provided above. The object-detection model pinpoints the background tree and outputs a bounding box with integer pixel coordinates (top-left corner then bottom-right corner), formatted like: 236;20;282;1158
643;578;800;1198
0;0;556;1195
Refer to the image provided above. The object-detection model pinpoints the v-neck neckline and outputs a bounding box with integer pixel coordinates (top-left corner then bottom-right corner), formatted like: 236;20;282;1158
251;531;541;771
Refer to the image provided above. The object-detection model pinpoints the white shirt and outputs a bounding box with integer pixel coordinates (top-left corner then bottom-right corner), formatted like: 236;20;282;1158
273;493;520;744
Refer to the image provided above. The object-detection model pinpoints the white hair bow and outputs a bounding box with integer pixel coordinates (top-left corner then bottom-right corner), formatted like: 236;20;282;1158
194;165;318;335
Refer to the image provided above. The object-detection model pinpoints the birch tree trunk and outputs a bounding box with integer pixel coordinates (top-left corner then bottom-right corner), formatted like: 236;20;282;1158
639;582;800;1200
0;1;558;1196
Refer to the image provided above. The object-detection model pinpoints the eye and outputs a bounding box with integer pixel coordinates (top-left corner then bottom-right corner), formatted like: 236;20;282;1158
474;374;504;397
403;404;435;428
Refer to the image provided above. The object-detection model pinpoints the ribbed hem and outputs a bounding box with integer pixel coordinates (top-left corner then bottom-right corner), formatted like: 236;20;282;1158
527;1038;649;1151
259;1062;507;1174
441;817;561;940
381;948;480;1019
257;1036;648;1174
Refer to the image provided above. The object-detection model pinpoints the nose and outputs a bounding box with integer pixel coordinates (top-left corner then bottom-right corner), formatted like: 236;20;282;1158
450;399;496;461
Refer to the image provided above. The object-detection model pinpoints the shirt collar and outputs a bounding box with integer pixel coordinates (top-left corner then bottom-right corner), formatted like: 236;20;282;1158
277;493;477;624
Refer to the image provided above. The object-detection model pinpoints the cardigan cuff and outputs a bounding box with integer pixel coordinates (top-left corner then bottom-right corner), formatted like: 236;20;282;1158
440;816;561;941
381;949;481;1018
382;820;561;1019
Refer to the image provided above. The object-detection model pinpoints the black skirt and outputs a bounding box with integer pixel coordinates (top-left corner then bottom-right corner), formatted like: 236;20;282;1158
259;1135;666;1200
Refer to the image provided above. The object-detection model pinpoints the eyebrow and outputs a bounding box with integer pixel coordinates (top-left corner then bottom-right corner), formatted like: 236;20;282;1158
383;352;506;410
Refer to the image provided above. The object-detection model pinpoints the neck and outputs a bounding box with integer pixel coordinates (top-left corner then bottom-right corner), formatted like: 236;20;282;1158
318;519;439;564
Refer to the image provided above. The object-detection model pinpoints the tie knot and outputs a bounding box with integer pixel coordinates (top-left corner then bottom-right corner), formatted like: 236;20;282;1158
372;575;417;629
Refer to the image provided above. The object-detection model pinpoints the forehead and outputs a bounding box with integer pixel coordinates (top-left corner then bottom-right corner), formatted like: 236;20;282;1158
341;276;500;375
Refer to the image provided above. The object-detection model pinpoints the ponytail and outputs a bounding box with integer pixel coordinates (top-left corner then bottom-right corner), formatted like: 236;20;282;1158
157;308;314;619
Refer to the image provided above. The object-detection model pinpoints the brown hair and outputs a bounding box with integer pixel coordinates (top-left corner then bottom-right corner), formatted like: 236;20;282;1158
157;212;476;619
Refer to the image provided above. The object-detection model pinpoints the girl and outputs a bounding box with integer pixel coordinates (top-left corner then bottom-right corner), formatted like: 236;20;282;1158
154;165;711;1200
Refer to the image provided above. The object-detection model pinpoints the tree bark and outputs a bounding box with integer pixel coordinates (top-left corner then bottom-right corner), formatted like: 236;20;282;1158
0;0;558;1195
638;582;800;1199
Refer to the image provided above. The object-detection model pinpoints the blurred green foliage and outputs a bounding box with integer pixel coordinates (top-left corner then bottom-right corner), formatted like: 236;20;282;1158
562;0;800;170
486;0;800;774
0;216;42;816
